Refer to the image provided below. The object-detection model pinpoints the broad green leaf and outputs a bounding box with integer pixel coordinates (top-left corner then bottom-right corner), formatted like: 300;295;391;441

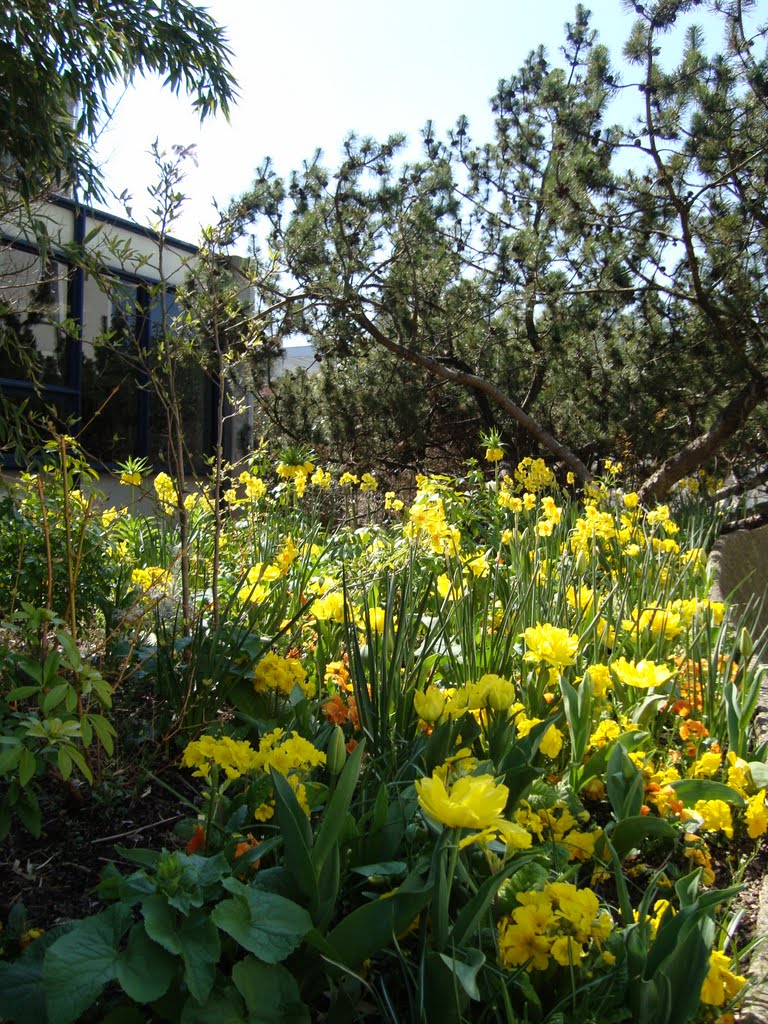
326;875;432;968
142;898;220;1005
57;746;73;781
115;922;176;1003
749;761;768;789
212;878;313;963
606;742;644;820
0;959;46;1022
0;743;22;775
667;779;746;807
180;988;247;1024
232;958;310;1023
610;815;678;860
90;714;116;755
56;630;83;671
43;905;132;1024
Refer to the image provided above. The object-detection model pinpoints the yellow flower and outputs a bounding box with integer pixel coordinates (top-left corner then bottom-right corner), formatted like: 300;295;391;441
694;799;734;839
539;724;564;758
339;472;359;488
523;623;578;669
586;664;612;697
611;657;673;689
550;935;585;967
416;774;530;853
485;446;504;462
360;472;378;492
700;949;747;1007
310;466;332;490
154;471;176;507
416;773;505;829
690;751;722;778
745;790;768;838
120;470;142;487
413;686;446;724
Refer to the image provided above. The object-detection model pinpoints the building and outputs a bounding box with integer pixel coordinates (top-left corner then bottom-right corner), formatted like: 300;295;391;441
0;194;248;469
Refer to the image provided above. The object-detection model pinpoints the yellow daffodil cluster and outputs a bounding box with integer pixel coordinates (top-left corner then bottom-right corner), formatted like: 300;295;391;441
130;565;171;598
514;457;556;493
404;484;461;556
237;562;280;605
153;471;176;509
497;883;613;972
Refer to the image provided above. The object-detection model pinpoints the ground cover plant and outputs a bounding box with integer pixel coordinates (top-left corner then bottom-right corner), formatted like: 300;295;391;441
0;438;766;1023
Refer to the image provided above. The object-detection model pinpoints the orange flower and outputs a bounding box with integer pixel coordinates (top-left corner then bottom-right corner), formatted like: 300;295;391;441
186;823;206;854
679;719;708;741
670;699;692;718
322;694;350;725
346;738;359;754
233;835;262;869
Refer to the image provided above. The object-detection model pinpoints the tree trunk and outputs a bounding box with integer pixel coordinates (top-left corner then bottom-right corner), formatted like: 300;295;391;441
638;377;767;503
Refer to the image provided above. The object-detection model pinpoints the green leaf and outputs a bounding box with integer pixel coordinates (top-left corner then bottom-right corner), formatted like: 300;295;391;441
141;897;220;1005
438;948;485;1001
66;744;93;784
18;747;37;787
560;675;592;765
115;922;176;1003
610;815;678;860
271;768;317;903
42;683;69;715
0;958;46;1022
43;905;132;1024
312;738;365;875
326;875;432;969
232;958;310;1022
0;743;22;775
180;989;247;1024
57;746;73;781
90;714;116;755
606;742;644;820
4;685;40;701
451;853;537;946
749;762;768;789
350;861;407;878
212;878;313;964
667;779;746;807
15;789;41;837
56;630;83;671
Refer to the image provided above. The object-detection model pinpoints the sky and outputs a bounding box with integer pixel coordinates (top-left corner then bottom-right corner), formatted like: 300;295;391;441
90;0;727;243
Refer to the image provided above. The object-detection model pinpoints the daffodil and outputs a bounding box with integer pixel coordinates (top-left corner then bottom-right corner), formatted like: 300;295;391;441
611;657;673;689
523;623;578;669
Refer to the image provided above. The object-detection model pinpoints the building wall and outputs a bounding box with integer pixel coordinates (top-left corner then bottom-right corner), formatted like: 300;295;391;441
0;195;253;468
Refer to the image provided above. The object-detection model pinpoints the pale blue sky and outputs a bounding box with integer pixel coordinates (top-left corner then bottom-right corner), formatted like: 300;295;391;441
91;0;728;241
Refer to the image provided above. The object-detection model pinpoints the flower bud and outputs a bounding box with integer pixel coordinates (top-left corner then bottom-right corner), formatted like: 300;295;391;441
738;627;754;661
327;724;347;776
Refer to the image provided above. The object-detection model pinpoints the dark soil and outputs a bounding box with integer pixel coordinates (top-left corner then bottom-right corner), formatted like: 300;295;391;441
0;766;197;932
